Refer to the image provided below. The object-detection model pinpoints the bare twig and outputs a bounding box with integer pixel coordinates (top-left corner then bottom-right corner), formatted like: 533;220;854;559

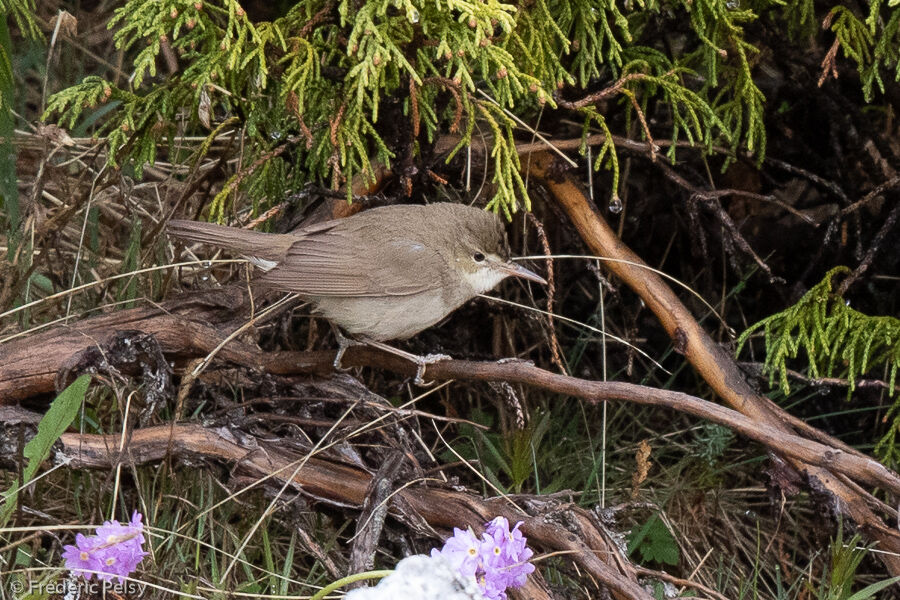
740;361;895;394
555;73;655;110
633;566;730;600
765;156;851;205
653;160;784;283
837;198;900;294
524;212;565;373
839;175;900;217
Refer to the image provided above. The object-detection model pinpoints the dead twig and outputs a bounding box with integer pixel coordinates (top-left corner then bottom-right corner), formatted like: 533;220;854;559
839;174;900;218
837;194;900;295
633;566;730;600
555;73;656;110
653;160;784;283
740;361;895;394
524;212;565;373
274;351;899;498
7;303;900;501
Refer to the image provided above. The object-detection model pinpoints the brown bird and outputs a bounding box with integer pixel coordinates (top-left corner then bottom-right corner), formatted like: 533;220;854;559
168;202;545;381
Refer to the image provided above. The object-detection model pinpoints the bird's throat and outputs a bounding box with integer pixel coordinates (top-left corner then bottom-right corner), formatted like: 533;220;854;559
462;267;509;294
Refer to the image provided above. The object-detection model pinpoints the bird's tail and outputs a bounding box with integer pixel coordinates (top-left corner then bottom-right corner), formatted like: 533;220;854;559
167;220;291;262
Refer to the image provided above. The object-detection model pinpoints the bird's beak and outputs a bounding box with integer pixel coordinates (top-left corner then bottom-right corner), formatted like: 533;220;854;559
496;261;547;285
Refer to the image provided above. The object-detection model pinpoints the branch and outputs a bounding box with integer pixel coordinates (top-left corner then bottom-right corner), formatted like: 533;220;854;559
837;197;900;294
4;268;900;508
554;73;654;110
54;422;650;600
258;349;900;498
518;150;900;575
6;296;899;505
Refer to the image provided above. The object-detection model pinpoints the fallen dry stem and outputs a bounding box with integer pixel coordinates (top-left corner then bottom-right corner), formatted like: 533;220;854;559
52;422;650;600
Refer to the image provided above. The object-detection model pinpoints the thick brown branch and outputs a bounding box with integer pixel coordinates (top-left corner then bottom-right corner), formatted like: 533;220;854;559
4;284;900;508
57;423;650;600
7;294;898;498
259;349;900;498
0;286;268;403
519;150;900;574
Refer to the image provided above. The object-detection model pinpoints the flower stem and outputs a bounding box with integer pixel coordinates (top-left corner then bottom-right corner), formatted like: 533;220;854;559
309;570;393;600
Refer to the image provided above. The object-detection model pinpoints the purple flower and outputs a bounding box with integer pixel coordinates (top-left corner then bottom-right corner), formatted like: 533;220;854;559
63;511;148;582
430;527;481;577
431;516;534;600
486;517;529;561
61;533;103;579
482;517;534;590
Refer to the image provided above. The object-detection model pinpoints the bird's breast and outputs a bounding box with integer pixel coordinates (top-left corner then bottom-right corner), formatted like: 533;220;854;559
311;290;468;341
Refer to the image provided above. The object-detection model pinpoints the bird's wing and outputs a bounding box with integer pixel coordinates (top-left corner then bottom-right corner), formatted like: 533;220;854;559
167;220;294;261
256;222;445;297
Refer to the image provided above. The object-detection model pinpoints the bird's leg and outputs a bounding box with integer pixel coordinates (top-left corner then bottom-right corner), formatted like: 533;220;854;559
332;327;362;371
362;339;451;386
329;329;451;385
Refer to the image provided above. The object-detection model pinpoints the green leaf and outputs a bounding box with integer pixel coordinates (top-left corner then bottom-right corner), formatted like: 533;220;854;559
627;513;679;566
0;15;19;253
0;374;91;526
118;218;143;308
845;576;900;600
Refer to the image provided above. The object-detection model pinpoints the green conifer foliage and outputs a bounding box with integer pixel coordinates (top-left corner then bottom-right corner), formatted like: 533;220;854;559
32;0;900;215
737;267;900;466
35;0;767;215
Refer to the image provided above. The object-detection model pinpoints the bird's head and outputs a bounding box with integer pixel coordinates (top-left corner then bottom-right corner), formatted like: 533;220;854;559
449;206;546;294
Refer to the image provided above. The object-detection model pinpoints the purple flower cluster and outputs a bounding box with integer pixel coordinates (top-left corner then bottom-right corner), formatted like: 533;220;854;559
431;516;535;600
62;511;148;582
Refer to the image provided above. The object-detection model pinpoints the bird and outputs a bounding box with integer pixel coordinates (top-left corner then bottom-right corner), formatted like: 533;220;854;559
167;202;546;382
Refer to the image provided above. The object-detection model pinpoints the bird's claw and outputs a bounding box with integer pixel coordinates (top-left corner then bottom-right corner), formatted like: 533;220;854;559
332;346;352;372
413;353;452;386
331;335;451;386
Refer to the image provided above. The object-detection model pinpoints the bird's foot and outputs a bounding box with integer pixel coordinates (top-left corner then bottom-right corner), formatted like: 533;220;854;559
413;353;452;386
342;338;452;385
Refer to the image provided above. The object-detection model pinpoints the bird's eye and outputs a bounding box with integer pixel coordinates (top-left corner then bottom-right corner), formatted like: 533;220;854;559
473;252;486;262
